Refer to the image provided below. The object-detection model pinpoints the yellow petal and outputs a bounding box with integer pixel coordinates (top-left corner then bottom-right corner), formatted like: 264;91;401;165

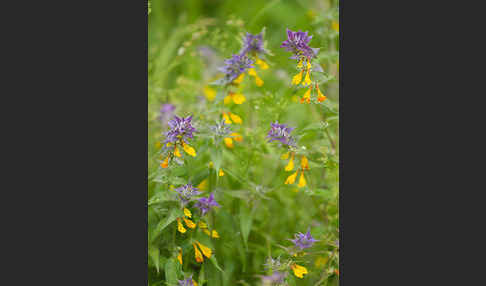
196;241;212;258
224;137;234;148
208;161;214;168
204;229;211;236
160;157;169;168
155;141;162;149
174;146;181;157
332;20;339;32
177;218;186;233
297;59;303;69
317;87;327;102
292;70;303;85
301;156;309;170
301;87;312;104
298;171;307;188
229;112;242;124
255;76;264;87
204;86;216;101
218;169;225;177
231;132;243;142
222;112;232;124
291;264;308;278
224;95;233;105
285;155;294;171
256;58;269;70
285;171;298;185
233;73;245;84
232;93;246;104
198;221;208;229
303;70;312;86
193;243;204;263
193;280;198;286
197;178;208;191
184;208;192;218
182;142;196;157
281;152;290;160
177;250;183;265
166;142;173;147
248;68;257;76
307;60;312;70
183;217;196;229
211;230;220;238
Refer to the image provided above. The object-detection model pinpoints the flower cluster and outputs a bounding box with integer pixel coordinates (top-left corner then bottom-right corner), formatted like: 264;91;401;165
291;228;318;250
194;192;220;216
175;184;201;205
267;121;296;147
281;28;326;104
160;115;197;168
178;276;197;286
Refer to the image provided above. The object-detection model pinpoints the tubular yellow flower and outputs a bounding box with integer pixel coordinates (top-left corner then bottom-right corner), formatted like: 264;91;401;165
285;154;294;171
317;85;327;102
229;112;242;124
231;132;243;142
255;76;264;87
248;68;257;76
211;230;220;238
196;241;212;258
298;171;307;188
301;156;309;170
292;70;303;85
198;221;208;229
224;137;234;148
174;146;181;157
232;93;246;104
183;217;196;229
193;280;198;286
197;178;208;191
281;152;290;160
291;264;308;278
177;249;182;265
233;73;245;84
160;157;169;168
222;112;232;124
203;86;216;101
218;169;225;176
297;58;303;69
332;20;339;32
193;243;204;263
256;58;269;70
182;142;196;157
183;208;192;218
303;70;312;86
155;141;161;149
177;218;187;233
285;171;298;185
224;95;233;105
301;87;312;104
307;60;312;70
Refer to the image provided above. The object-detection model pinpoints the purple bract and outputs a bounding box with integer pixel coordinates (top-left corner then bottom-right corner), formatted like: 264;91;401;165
174;184;201;205
291;228;318;250
280;28;318;59
164;115;197;144
178;276;196;286
194;192;220;216
240;32;266;56
218;54;254;82
267;121;296;147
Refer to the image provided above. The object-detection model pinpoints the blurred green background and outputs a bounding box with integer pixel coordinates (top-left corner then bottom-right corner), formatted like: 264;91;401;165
148;1;339;285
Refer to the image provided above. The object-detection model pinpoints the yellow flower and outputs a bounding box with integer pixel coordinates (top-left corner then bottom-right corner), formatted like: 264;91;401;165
183;217;196;229
232;93;246;104
292;70;303;85
174;146;181;157
281;152;290;160
218;169;225;177
224;95;233;105
197;178;208;191
183;208;192;218
256;58;269;70
291;264;308;278
301;87;312;104
222;112;232;124
204;229;220;238
203;86;216;101
198;221;208;229
298;171;307;188
193;243;204;263
248;68;257;76
307;60;312;70
285;154;294;171
160;157;169;168
301;156;309;170
303;70;312;86
229;112;242;124
208;161;214;168
255;76;264;87
233;73;245;84
182;142;196;157
231;132;243;142
332;20;339;32
177;249;183;265
297;59;303;69
317;86;327;102
224;137;234;148
193;280;198;286
177;218;186;233
285;171;298;185
196;241;212;258
155;141;161;149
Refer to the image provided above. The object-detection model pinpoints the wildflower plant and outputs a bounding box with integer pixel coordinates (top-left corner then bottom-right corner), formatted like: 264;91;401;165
149;2;339;286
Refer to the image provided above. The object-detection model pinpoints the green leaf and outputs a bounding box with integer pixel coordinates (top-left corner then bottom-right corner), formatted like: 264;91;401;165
239;200;253;250
164;258;179;286
148;245;160;273
150;208;181;243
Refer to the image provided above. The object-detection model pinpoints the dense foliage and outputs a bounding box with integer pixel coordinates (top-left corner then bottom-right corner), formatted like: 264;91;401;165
148;1;339;285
